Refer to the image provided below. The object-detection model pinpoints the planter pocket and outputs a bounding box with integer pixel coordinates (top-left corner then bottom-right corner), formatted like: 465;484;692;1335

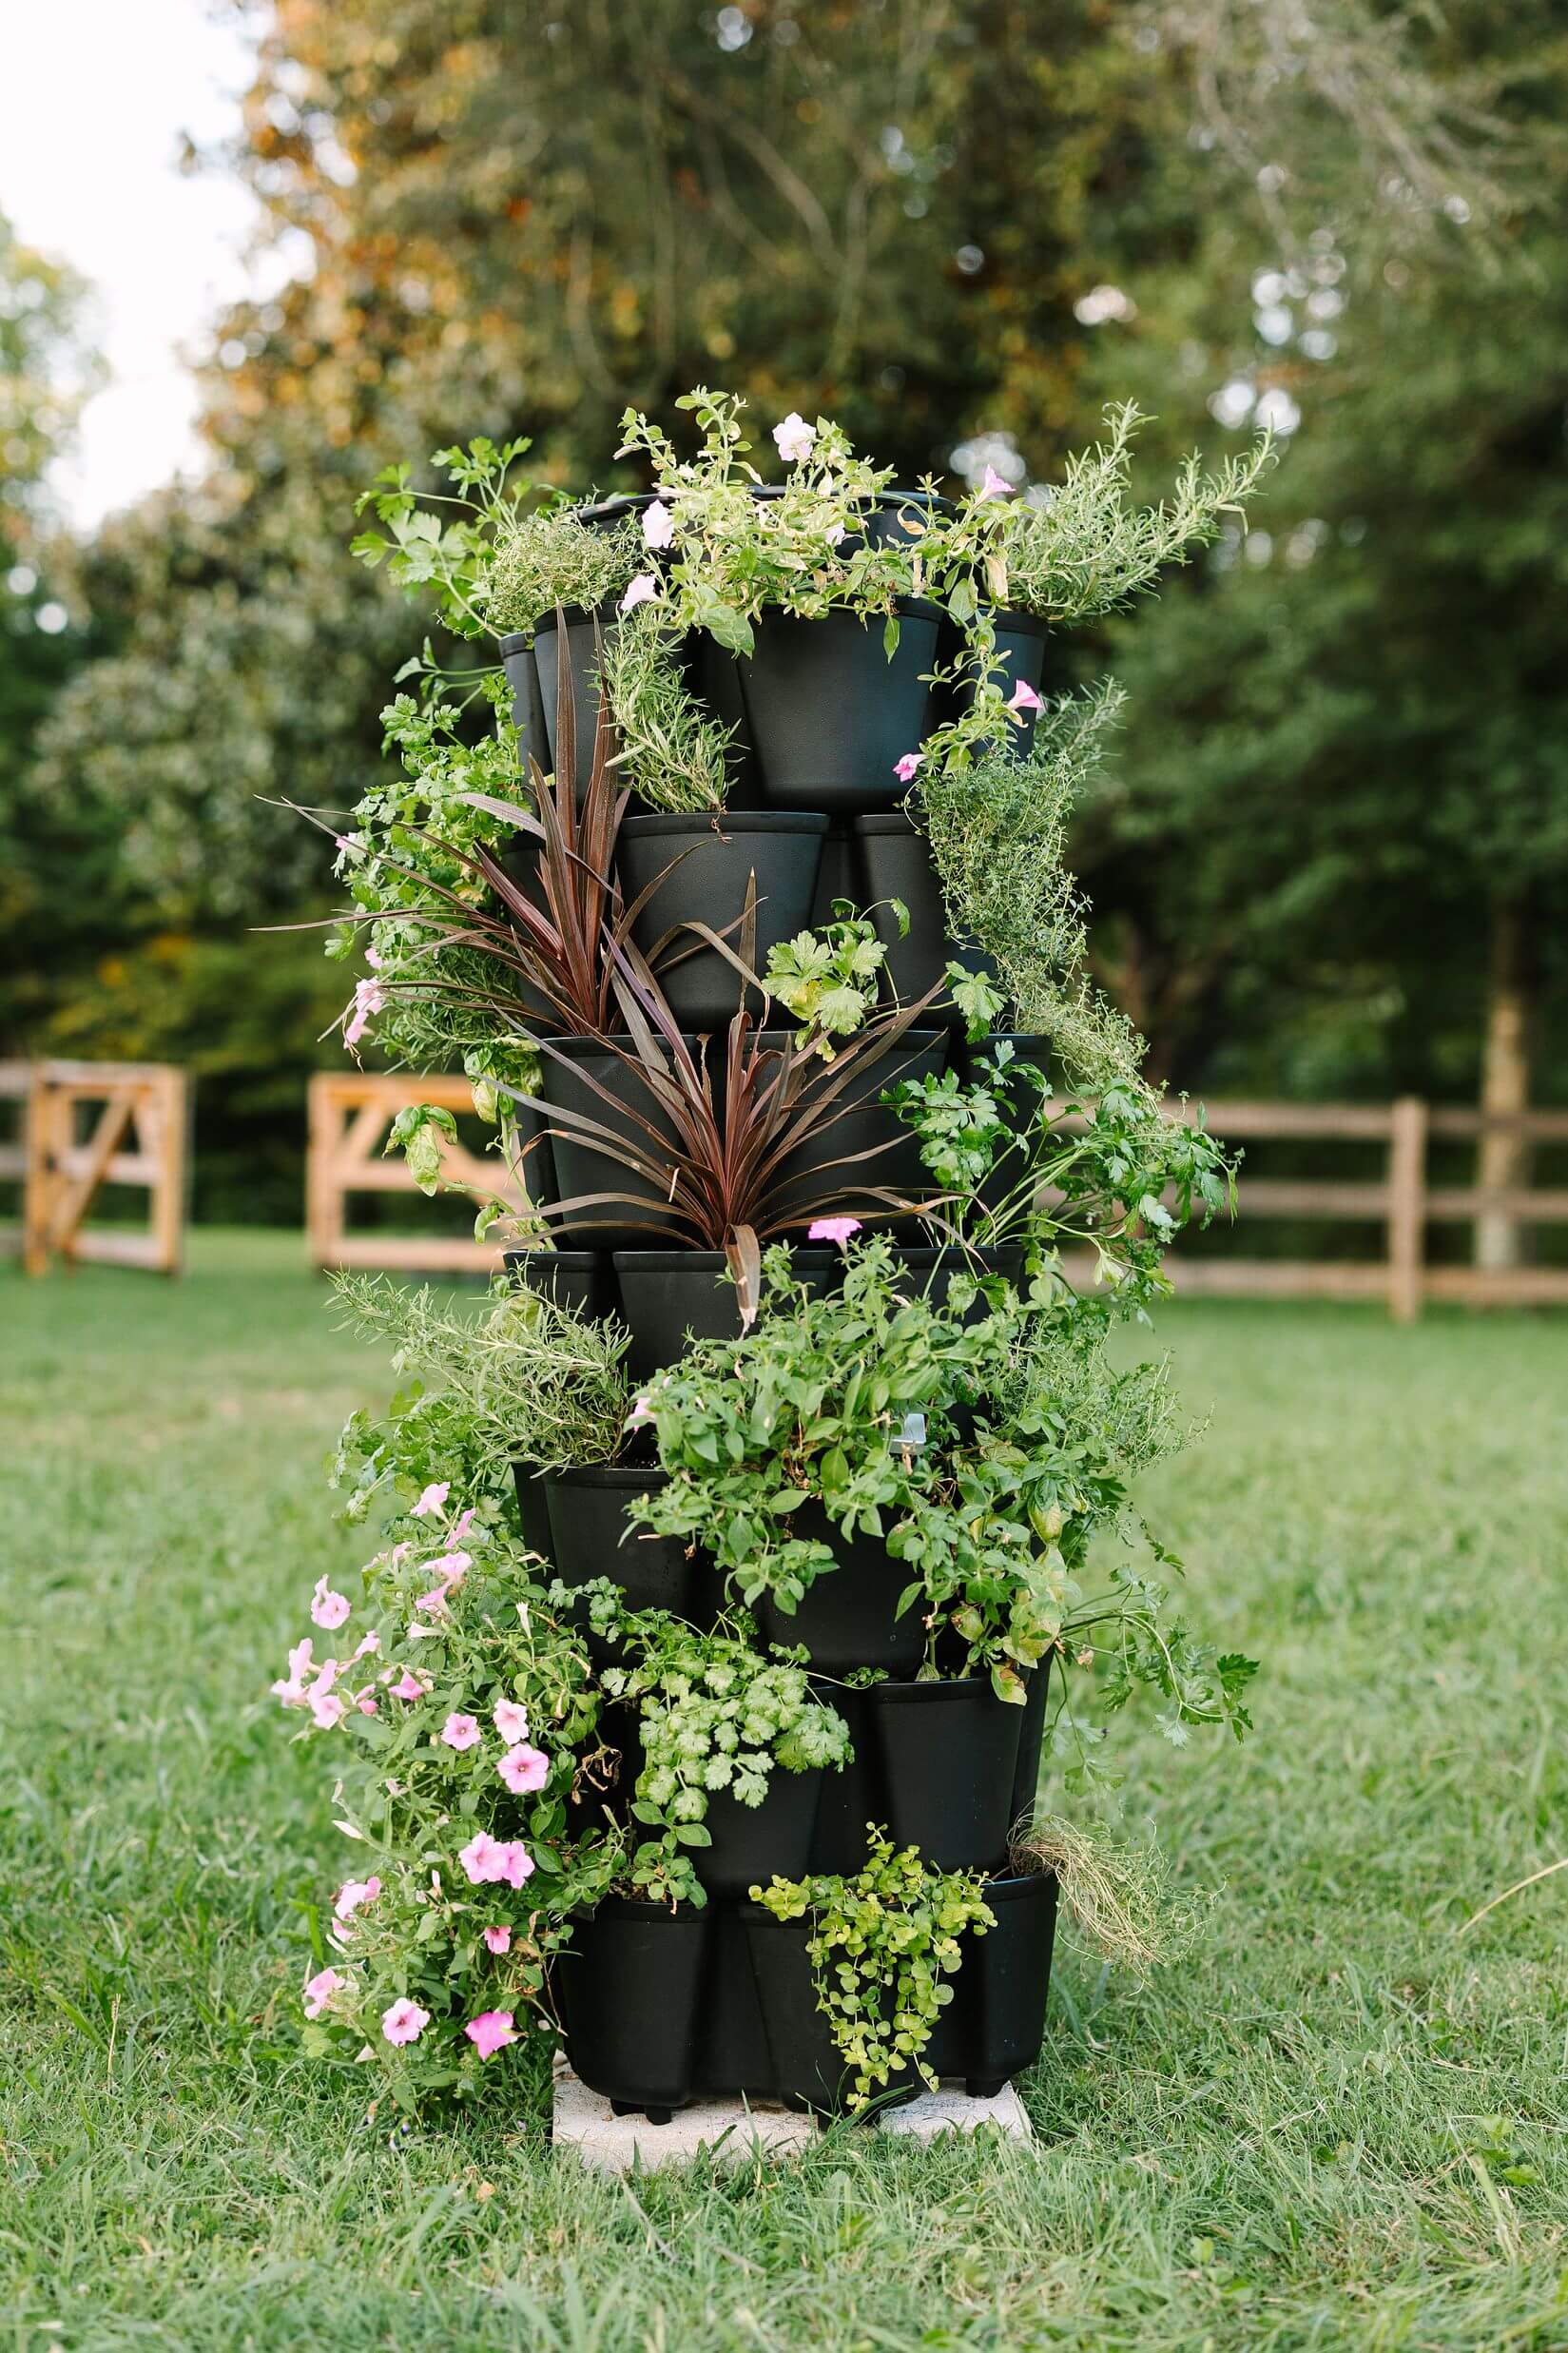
554;1898;710;2120
693;1765;826;1901
868;1678;1027;1874
852;812;997;1016
615;811;829;1030
534;1034;699;1247
741;1911;919;2116
755;1500;925;1677
542;1467;710;1645
610;1246;837;1382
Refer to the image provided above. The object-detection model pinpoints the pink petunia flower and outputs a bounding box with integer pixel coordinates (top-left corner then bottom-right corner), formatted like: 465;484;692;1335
309;1689;346;1731
352;1630;381;1660
464;2009;517;2061
357;1697;378;1717
493;1698;530;1744
391;1670;426;1701
497;1841;535;1890
427;1550;472;1586
893;752;923;783
334;1876;381;1922
302;1966;344;2018
272;1636;316;1705
620;573;659;614
772;411;817;464
627;1391;655;1428
824;521;846;547
459;1832;504;1885
343;976;384;1049
449;1507;476;1545
415;1586;451;1616
411;1483;450;1519
381;1997;430;2047
496;1742;549;1796
808;1215;862;1245
311;1576;351;1631
482;1925;512;1955
441;1712;481;1752
1006;679;1045;716
642;499;675;549
978;465;1013;500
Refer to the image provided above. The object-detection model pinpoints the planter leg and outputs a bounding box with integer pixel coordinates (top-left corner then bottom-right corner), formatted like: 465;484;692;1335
612;2099;675;2125
964;2074;1009;2100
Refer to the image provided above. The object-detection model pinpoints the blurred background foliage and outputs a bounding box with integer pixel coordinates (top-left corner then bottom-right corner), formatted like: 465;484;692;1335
3;0;1566;1223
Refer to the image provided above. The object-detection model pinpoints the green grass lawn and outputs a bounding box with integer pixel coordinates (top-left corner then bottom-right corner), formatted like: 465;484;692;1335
3;1232;1566;2350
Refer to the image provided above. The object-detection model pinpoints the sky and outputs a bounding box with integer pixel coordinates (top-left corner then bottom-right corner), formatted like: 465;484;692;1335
0;0;277;526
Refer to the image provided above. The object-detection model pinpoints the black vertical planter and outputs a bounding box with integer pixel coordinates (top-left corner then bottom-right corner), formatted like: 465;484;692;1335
534;1034;698;1247
852;812;997;1016
554;1899;710;2121
497;631;549;772
936;607;1050;754
542;1467;708;1630
532;598;618;801
742;1911;919;2115
698;599;943;814
755;1502;925;1677
614;811;829;1029
693;1766;826;1901
504;1245;616;1323
761;1025;949;1227
610;1247;838;1383
924;1870;1059;2096
868;1680;1026;1874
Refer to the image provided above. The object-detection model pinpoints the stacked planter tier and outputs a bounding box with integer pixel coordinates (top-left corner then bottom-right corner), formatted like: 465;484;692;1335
505;515;1057;2120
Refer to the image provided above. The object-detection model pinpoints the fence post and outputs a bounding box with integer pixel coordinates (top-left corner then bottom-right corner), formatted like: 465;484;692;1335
1387;1096;1428;1323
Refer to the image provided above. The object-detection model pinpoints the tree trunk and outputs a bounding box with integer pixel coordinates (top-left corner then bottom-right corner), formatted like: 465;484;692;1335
1475;897;1535;1272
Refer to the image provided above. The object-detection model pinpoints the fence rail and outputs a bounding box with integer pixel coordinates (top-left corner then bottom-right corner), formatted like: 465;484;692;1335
298;1078;1568;1316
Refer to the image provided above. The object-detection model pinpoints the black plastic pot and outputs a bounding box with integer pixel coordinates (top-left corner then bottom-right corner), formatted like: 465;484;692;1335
554;1898;710;2120
924;1869;1059;2097
853;813;997;1016
610;1247;838;1382
742;1911;919;2116
532;597;619;801
1009;1655;1050;1828
936;606;1050;754
504;1245;616;1323
543;1466;705;1617
497;631;550;773
869;1679;1026;1874
509;1460;554;1567
694;1765;825;1901
893;1244;1027;1314
760;1026;949;1228
694;1904;776;2097
756;1500;925;1677
576;493;658;533
698;598;943;815
615;811;828;1029
534;1034;696;1246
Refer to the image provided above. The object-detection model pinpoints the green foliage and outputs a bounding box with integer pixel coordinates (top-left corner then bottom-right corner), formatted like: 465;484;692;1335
597;1621;853;1905
329;1273;631;1527
763;903;892;1058
272;1507;620;2106
485;510;639;638
352;437;544;639
752;1830;996;2106
598;598;731;811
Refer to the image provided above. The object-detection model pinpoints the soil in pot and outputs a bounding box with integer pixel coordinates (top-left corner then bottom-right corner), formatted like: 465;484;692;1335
553;1897;710;2120
504;1245;616;1323
697;598;943;815
852;812;997;1014
497;631;550;771
755;1500;925;1677
759;1026;949;1228
742;1911;919;2116
694;1765;826;1901
535;1033;699;1248
610;1247;837;1382
869;1678;1028;1874
543;1467;710;1632
616;811;828;1029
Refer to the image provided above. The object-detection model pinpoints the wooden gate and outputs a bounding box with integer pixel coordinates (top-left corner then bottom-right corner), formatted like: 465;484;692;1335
306;1072;528;1274
5;1060;188;1275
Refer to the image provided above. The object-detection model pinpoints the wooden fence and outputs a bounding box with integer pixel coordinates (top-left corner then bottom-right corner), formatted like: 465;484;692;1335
1;1060;188;1275
1150;1096;1568;1321
300;1076;1568;1316
306;1072;529;1274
